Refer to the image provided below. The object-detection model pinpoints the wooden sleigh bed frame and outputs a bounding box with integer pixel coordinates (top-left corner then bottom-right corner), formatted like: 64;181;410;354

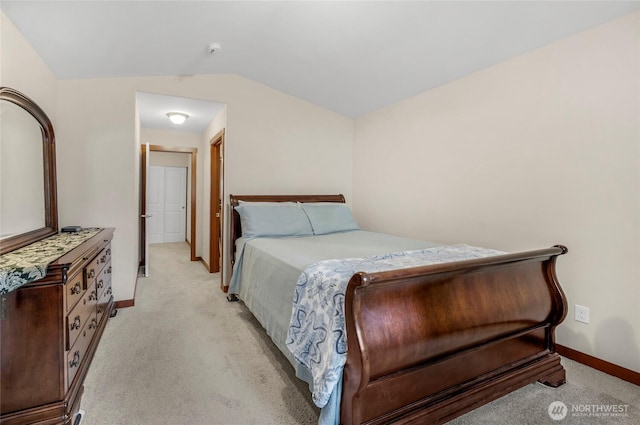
229;194;568;425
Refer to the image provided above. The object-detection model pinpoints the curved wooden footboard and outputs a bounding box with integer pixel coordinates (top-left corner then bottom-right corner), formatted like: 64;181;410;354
341;245;568;425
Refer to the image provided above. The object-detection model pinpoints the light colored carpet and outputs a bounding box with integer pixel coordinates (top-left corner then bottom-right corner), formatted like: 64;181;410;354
81;242;640;425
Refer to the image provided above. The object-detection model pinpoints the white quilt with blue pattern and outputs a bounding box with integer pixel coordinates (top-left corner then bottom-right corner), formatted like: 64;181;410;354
285;244;504;407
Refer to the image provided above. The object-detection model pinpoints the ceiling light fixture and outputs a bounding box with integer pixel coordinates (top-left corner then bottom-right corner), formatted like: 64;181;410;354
167;112;189;125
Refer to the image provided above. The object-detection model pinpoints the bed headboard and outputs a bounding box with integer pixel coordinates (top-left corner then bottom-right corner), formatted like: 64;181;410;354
229;194;346;266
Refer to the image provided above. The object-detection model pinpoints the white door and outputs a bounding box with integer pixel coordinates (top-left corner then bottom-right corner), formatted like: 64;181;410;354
164;166;187;243
147;166;187;244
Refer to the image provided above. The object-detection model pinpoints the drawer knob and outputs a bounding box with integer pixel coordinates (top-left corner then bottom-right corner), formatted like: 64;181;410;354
71;282;82;295
97;279;103;289
70;315;81;330
69;351;80;368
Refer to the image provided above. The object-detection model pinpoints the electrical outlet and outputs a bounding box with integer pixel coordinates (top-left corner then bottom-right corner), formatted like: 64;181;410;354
575;304;590;324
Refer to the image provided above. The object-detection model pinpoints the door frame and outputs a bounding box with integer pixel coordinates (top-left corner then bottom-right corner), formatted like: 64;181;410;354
209;129;225;282
140;144;198;265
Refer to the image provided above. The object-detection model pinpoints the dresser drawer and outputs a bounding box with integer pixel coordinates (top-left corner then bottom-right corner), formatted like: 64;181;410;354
84;244;111;289
96;274;112;324
96;261;111;299
65;272;85;313
66;282;98;350
66;312;97;388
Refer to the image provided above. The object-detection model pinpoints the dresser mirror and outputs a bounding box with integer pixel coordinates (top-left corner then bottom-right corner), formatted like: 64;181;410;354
0;87;58;255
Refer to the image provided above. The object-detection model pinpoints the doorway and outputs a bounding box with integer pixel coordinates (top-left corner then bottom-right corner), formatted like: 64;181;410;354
209;129;225;281
140;145;198;275
148;165;187;244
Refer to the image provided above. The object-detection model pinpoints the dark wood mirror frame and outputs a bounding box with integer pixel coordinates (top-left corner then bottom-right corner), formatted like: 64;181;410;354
0;87;58;255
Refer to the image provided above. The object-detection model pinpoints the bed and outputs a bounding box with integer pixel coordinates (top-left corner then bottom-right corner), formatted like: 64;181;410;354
228;194;568;425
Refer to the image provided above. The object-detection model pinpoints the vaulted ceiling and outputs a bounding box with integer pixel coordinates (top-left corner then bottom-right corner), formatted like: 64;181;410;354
2;1;638;120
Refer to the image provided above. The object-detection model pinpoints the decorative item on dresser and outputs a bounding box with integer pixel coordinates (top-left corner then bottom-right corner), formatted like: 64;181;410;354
1;228;115;425
0;87;115;424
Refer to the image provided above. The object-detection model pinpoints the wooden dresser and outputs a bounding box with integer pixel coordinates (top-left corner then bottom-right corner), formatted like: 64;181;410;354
1;228;114;425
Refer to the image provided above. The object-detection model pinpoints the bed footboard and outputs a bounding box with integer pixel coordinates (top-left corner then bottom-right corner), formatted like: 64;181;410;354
341;245;568;425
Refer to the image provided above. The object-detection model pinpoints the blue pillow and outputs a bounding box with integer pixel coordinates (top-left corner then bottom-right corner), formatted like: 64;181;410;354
301;203;360;235
235;202;313;238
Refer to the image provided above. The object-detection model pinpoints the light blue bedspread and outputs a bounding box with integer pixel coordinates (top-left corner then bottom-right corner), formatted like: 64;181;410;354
229;231;502;425
285;245;504;408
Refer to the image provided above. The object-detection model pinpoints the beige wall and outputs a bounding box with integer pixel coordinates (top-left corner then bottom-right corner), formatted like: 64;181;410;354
3;8;638;373
353;12;640;372
1;12;57;118
149;151;190;167
2;15;354;300
54;74;353;302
